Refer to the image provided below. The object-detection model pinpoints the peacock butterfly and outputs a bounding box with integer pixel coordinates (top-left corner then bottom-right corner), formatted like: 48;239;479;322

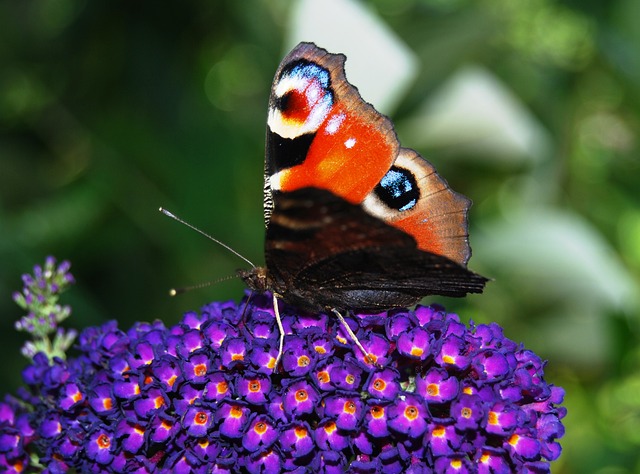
237;43;487;362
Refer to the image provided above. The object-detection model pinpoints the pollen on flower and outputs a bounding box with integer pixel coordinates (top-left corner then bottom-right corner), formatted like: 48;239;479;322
231;354;244;361
324;421;337;434
254;422;268;435
298;355;310;367
411;347;424;357
427;383;439;396
314;346;326;354
451;459;462;468
317;371;330;383
344;401;357;414
404;405;419;420
295;389;308;402
194;363;207;376
102;398;113;410
154;396;165;409
194;412;208;425
230;406;243;419
432;425;446;438
295;426;308;439
371;406;385;419
11;459;24;473
249;380;261;392
509;434;520;446
217;381;228;394
97;434;110;449
461;407;472;418
443;355;455;365
488;411;499;425
373;378;386;391
345;374;355;384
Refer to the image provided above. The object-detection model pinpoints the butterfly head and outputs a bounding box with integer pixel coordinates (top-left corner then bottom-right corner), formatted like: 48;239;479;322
238;267;271;295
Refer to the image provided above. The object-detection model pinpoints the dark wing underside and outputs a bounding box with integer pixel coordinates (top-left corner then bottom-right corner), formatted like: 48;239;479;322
265;188;487;312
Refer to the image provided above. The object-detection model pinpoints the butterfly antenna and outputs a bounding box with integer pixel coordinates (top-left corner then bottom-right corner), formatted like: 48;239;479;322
159;207;255;268
169;275;237;296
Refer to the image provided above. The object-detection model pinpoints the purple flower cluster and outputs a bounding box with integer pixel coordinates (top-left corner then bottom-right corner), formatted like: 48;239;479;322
0;290;565;473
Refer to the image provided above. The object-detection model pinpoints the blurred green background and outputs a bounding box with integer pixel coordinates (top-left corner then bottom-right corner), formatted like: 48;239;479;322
1;0;639;472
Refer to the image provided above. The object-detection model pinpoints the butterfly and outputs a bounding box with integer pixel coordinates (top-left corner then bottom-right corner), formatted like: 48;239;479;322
237;42;487;363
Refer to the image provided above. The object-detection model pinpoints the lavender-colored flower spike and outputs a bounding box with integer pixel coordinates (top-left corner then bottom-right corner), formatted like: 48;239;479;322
12;256;76;362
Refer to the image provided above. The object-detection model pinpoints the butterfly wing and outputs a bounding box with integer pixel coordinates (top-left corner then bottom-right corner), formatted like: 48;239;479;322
251;42;487;312
264;188;486;312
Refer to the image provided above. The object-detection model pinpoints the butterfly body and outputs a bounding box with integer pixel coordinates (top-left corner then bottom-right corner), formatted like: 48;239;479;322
240;42;487;315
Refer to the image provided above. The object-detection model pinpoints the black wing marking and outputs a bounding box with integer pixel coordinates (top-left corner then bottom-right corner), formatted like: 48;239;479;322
265;188;487;312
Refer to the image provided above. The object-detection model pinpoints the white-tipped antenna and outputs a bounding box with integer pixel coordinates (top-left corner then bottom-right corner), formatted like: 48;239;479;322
159;207;255;268
169;275;238;296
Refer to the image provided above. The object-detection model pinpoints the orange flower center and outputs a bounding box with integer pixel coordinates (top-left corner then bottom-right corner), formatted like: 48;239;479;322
217;381;229;394
317;371;330;384
254;422;268;435
97;433;111;449
370;406;384;419
404;405;419;420
295;426;308;439
194;412;208;425
344;401;357;414
102;398;113;410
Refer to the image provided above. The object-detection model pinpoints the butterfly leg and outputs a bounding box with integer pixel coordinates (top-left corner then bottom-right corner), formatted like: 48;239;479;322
330;308;376;366
272;293;286;370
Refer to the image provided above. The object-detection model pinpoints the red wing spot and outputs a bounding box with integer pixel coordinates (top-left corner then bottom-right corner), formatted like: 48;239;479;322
280;90;311;123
